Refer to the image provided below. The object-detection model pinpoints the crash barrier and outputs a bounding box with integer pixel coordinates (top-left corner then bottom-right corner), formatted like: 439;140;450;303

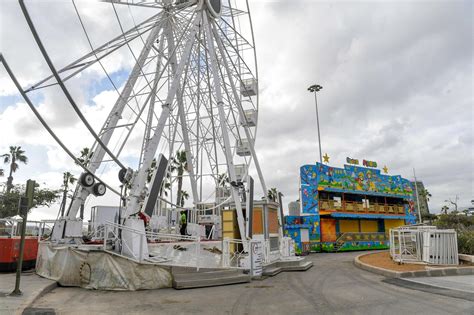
390;225;458;265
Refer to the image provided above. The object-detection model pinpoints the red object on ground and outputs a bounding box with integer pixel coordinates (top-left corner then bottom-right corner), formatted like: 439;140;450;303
0;237;38;272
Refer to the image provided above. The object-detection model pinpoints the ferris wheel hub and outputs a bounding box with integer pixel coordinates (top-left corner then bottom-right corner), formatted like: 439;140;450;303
205;0;221;18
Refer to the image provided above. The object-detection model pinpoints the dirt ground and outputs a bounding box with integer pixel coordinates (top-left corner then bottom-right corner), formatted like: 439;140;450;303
359;251;427;272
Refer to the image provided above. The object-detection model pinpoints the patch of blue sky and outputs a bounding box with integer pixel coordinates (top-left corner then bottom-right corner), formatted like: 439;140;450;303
85;68;130;105
121;155;140;170
0;92;45;114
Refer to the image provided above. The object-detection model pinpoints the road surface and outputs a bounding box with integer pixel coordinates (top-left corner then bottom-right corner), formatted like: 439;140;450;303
27;252;474;314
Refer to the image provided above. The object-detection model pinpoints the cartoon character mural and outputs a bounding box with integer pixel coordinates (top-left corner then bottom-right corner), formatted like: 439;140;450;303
300;166;320;214
405;199;417;224
302;163;415;197
366;170;377;191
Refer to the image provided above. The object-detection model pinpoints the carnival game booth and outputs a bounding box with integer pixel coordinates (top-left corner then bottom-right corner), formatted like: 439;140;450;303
222;200;284;265
285;161;417;254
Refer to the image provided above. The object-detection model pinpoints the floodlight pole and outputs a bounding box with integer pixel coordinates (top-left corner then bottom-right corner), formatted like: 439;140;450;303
308;84;323;164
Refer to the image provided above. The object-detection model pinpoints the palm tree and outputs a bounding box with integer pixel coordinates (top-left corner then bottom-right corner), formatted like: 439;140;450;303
60;172;77;216
267;188;282;202
421;189;432;202
171;150;188;207
441;205;449;214
77;147;93;166
2;146;28;193
179;190;189;207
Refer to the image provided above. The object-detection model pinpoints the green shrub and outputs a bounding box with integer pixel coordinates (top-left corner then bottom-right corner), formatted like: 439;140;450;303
433;213;474;255
457;230;474;255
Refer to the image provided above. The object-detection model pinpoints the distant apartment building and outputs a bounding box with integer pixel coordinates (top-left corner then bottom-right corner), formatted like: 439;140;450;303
411;181;430;216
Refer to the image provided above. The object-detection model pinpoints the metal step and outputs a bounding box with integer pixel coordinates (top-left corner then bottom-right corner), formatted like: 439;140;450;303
262;258;313;276
172;269;251;289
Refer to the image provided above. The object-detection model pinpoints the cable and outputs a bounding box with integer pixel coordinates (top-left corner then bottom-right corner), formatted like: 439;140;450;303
19;0;126;170
0;54;120;197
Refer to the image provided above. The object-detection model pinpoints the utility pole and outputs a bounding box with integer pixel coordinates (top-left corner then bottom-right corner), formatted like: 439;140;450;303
308;84;323;164
413;168;422;224
10;179;35;296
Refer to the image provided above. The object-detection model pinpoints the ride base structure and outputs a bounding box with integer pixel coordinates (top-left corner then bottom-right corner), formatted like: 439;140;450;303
35;199;310;290
2;0;311;290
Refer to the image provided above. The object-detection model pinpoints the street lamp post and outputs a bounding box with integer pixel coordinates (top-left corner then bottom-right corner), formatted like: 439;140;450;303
308;84;323;164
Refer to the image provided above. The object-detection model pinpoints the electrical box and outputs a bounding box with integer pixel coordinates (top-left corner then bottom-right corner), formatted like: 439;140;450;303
236;139;252;156
240;109;257;127
241;78;258;97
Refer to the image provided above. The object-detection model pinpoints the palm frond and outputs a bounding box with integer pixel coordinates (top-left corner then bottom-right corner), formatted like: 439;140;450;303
1;154;10;164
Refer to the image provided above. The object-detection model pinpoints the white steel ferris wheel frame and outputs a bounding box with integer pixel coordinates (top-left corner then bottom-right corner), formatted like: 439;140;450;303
2;0;272;249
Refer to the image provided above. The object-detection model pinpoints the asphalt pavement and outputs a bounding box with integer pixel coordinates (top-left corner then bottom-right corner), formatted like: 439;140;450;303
0;270;56;315
25;251;474;315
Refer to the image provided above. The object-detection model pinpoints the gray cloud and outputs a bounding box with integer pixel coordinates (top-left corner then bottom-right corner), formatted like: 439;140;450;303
0;0;472;220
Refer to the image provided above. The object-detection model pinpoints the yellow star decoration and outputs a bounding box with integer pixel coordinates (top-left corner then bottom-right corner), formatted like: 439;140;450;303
323;153;330;163
383;165;389;174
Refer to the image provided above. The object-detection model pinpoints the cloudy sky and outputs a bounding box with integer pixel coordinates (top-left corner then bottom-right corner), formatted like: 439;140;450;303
0;0;472;220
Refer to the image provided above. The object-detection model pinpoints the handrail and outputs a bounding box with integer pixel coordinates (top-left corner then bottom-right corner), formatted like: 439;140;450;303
222;237;246;268
319;199;406;215
101;221;201;270
335;232;388;244
0;219;48;238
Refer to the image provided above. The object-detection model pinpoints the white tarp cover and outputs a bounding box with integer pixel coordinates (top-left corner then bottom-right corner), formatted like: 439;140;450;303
36;242;172;290
149;241;222;268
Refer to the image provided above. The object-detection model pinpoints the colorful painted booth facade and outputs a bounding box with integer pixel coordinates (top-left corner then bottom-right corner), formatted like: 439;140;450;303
284;163;417;254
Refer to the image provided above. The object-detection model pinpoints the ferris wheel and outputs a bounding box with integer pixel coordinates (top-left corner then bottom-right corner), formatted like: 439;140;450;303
3;0;268;241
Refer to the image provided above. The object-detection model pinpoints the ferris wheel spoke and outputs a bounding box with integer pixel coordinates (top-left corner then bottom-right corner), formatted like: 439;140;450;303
100;0;199;11
215;24;255;81
211;19;269;200
65;15;167;219
220;3;248;18
218;17;253;49
172;61;200;203
202;11;249;249
25;12;163;92
123;11;203;217
99;0;165;9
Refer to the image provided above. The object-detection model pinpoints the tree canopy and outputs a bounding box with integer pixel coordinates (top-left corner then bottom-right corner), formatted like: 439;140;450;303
0;183;61;218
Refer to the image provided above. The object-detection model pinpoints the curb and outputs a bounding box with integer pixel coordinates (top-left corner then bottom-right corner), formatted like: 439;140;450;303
19;281;57;315
354;253;474;278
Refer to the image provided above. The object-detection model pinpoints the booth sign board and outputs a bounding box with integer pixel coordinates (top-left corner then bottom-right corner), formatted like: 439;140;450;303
250;240;263;277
